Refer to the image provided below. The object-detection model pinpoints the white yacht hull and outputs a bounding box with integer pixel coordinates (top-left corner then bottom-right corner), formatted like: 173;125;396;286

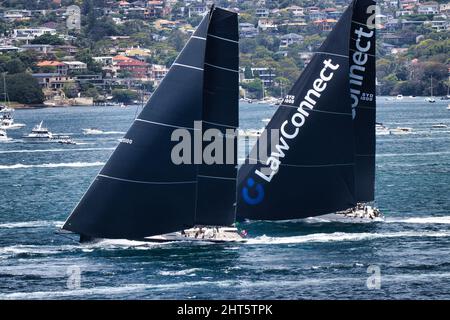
144;227;246;243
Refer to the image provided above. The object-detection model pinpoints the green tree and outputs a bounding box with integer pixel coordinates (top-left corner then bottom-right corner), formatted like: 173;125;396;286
31;34;65;45
1;73;44;104
5;59;26;74
63;83;79;98
112;89;138;104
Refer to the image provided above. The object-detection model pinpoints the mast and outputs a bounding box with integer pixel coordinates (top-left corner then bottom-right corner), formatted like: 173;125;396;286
237;2;357;220
63;11;214;239
430;76;433;98
351;0;377;203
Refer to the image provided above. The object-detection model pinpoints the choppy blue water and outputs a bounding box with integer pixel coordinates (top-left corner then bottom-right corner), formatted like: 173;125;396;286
0;97;449;299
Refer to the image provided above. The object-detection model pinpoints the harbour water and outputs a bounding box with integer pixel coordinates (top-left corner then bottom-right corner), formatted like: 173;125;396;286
0;97;449;299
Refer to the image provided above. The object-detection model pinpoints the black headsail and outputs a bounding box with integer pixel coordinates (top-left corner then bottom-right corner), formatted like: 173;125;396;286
195;8;239;226
63;7;238;239
237;2;356;220
350;0;377;203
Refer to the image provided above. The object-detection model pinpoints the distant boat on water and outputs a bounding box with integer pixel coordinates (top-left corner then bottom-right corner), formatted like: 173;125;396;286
390;127;413;135
425;76;436;103
0;129;9;142
23;121;53;139
82;128;104;135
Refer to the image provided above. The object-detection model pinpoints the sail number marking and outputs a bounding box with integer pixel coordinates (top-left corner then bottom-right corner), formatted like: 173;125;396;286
120;138;133;144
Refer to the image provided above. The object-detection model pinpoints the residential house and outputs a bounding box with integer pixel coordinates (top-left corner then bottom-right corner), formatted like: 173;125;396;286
313;19;337;32
150;64;169;84
279;33;304;48
239;23;258;38
37;61;69;75
63;61;88;72
93;56;114;66
12;27;56;42
285;5;305;17
428;19;448;32
258;19;278;32
250;67;276;86
256;8;270;18
117;59;149;78
418;2;440;15
2;10;31;22
21;44;53;54
187;4;208;18
0;45;20;53
32;73;74;90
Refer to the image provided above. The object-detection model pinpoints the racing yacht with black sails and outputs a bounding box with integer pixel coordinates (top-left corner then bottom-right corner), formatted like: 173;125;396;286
237;0;382;222
62;7;244;242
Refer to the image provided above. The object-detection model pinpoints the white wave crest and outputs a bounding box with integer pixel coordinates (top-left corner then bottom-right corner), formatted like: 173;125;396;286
159;268;203;276
0;161;105;170
246;231;450;245
386;216;450;225
0;147;114;154
0;220;63;229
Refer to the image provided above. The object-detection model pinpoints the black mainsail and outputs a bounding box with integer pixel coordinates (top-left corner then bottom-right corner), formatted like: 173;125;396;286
237;3;357;220
350;0;376;203
63;7;238;239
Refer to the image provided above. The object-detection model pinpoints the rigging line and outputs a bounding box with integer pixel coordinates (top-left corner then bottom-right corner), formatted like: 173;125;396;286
313;51;349;59
207;33;239;44
202;120;237;129
204;62;239;73
197;174;236;181
135;118;199;131
349;47;376;58
98;174;197;185
191;36;206;41
173;63;204;71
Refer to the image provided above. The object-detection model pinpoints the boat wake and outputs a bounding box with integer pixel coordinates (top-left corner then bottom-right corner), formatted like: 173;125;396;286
83;131;125;135
0;161;105;170
245;231;450;245
0;220;63;229
386;216;450;224
0;147;114;154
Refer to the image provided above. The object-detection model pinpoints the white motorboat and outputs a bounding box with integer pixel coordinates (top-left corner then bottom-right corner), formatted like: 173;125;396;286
0;115;26;130
23;121;53;139
0;129;9;142
390;127;412;135
431;123;448;129
238;128;263;137
446;104;450;110
82;128;104;135
396;94;403;100
57;138;77;145
375;123;390;135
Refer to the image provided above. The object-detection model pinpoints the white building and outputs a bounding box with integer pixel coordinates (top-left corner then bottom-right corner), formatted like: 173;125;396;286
93;56;114;66
63;61;88;71
12;27;57;41
279;33;304;48
418;2;440;15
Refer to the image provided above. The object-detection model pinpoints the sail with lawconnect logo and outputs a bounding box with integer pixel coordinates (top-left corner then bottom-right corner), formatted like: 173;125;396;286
254;58;340;183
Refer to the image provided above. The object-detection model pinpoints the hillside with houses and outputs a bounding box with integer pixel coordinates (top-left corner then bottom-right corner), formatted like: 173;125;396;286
0;0;448;106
